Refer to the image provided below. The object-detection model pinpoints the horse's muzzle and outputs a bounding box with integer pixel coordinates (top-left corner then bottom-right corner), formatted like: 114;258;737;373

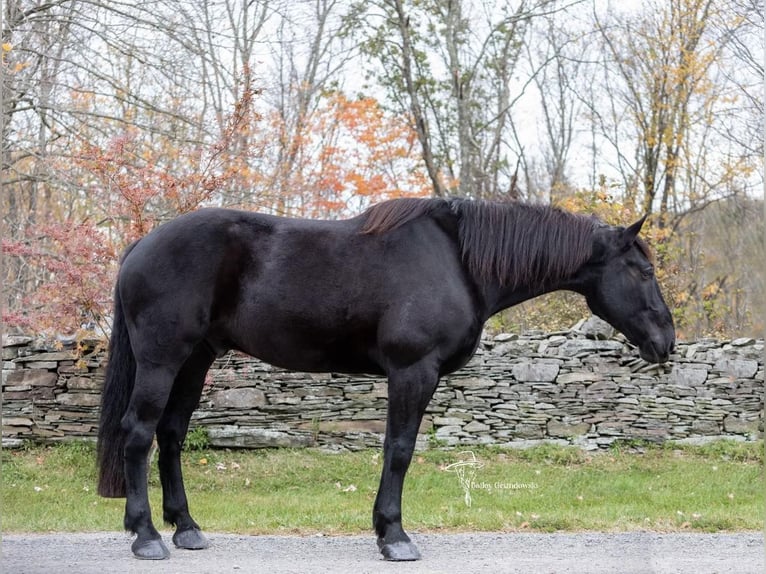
639;336;675;364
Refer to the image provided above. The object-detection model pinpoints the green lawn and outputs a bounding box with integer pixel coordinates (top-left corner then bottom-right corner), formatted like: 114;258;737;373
2;440;762;534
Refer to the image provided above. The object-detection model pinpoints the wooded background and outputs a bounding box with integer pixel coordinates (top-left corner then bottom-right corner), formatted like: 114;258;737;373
2;0;762;341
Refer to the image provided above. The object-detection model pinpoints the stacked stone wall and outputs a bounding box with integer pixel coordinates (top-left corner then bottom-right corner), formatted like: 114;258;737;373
2;330;763;450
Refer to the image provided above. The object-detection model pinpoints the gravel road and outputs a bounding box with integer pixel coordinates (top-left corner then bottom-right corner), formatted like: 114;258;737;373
2;532;763;574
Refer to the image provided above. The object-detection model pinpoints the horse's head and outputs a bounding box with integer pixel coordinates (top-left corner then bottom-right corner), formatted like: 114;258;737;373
575;216;675;363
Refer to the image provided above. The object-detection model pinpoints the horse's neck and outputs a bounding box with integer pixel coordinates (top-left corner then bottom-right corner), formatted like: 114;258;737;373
476;251;589;319
480;282;559;320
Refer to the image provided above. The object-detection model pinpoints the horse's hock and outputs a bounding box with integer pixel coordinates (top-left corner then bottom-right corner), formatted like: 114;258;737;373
2;328;763;450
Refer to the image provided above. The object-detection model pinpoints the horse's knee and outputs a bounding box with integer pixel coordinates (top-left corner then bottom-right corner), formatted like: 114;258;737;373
387;436;416;471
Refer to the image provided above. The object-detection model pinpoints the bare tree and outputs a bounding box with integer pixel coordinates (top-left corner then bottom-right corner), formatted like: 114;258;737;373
1;0;262;316
588;0;756;224
357;0;570;199
523;11;596;200
266;0;359;210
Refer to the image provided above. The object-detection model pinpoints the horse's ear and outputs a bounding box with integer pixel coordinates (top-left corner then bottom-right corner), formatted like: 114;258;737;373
621;214;647;248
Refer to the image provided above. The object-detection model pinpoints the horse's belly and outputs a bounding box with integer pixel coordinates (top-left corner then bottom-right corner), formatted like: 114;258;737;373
224;327;384;376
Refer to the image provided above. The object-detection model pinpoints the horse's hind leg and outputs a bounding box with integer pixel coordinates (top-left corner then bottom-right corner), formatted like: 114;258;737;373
156;342;216;551
374;362;440;561
122;361;182;559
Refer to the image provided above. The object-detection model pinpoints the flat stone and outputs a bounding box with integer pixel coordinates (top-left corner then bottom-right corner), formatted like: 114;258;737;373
578;315;615;340
433;416;467;426
512;361;560;383
294;387;343;398
494;402;519;411
722;415;758;434
596;421;630;435
463;421;490;432
3;417;34;426
347;408;382;420
2;335;33;347
656;398;695;407
691;419;720;434
547;420;590;437
15;351;77;362
207;426;312;448
5;385;32;392
435;425;463;437
449;377;494;389
58;423;93;433
557;372;596;384
670;366;708;386
713;358;759;379
493;333;517;342
615;397;639;405
711;398;734;406
270;395;301;405
297;420;386;433
513;423;544;439
55;393;101;407
210;388;266;409
548;335;569;345
535;402;556;410
67;377;102;391
5;370;57;387
521;329;546;338
538;335;569;353
706;377;737;389
559;339;623;356
584;381;619;393
491;341;538;356
23;361;57;369
4;388;52;400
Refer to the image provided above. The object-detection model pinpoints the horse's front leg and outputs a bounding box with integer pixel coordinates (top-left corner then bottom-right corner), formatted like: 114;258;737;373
374;362;439;561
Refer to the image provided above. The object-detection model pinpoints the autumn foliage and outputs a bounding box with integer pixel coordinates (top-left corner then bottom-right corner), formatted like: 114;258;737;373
2;87;429;338
2;224;115;336
251;92;431;218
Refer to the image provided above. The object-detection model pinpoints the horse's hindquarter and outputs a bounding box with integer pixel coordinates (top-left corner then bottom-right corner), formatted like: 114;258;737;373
229;213;483;375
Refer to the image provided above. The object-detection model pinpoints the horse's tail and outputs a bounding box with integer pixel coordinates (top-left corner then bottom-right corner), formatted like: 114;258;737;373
97;244;138;498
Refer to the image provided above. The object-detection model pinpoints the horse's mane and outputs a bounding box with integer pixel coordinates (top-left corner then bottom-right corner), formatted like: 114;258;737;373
454;200;597;288
360;197;444;235
361;197;599;288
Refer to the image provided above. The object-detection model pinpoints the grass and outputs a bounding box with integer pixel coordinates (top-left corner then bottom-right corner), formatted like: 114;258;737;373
2;440;762;534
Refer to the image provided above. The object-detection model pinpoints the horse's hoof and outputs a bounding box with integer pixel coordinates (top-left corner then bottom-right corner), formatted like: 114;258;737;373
379;540;422;561
173;527;210;550
132;537;170;560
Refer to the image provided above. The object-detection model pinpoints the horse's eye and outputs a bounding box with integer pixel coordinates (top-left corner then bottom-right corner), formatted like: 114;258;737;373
641;267;654;278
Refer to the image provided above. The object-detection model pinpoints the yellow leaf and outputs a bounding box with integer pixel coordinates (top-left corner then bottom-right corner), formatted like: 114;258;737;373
2;43;12;52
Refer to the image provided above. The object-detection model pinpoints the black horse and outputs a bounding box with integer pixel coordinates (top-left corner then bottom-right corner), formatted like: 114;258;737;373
97;197;674;561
